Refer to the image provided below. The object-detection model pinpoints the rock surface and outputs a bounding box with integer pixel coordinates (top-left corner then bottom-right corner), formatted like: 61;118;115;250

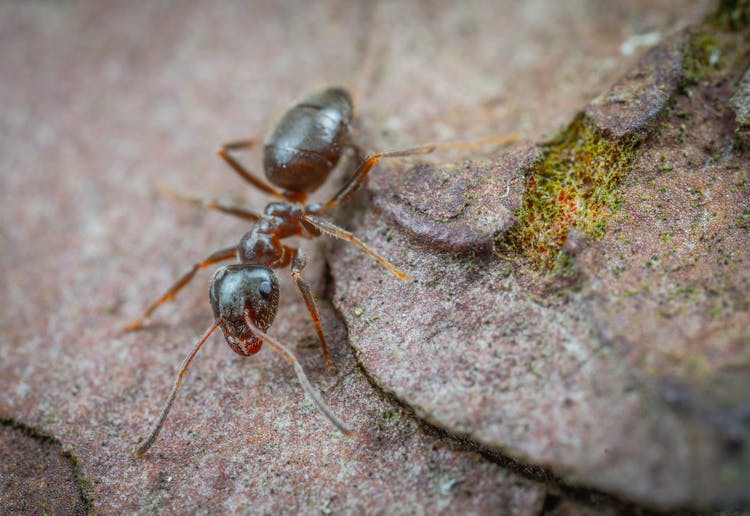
0;0;725;513
331;4;750;511
0;422;90;514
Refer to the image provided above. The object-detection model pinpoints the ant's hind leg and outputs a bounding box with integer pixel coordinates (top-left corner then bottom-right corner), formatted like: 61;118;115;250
154;187;262;223
123;246;237;332
290;248;336;372
217;139;285;200
318;145;436;213
315;135;520;214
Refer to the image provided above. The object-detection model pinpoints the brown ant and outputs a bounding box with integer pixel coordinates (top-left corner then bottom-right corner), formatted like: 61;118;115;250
127;87;517;456
126;87;438;456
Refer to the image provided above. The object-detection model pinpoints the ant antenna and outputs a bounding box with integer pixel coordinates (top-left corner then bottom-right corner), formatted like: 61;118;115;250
135;315;354;456
135;318;222;456
243;313;355;438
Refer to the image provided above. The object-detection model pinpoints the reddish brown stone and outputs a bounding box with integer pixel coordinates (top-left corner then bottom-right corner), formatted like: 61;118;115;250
0;423;90;515
585;35;688;139
368;144;540;253
0;0;717;512
331;8;750;511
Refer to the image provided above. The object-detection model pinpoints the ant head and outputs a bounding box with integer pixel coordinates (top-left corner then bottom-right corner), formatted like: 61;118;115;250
209;264;279;356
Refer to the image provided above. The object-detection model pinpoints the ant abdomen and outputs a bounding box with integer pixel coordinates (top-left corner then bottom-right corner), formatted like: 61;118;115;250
209;264;279;356
263;88;353;194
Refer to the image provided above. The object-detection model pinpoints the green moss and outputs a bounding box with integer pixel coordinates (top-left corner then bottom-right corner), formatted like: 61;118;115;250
683;30;722;83
552;248;578;278
683;1;750;85
738;206;750;231
69;455;95;515
715;0;750;30
497;117;640;269
496;1;750;272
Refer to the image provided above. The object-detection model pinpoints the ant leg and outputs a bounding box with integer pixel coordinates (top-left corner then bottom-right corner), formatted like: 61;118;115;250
135;318;222;456
154;187;262;223
302;215;413;282
243;314;355;437
191;201;261;223
314;135;520;214
289;248;336;372
217;139;285;199
123;246;237;332
317;145;436;213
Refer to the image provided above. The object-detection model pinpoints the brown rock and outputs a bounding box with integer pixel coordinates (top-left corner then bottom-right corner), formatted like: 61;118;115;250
585;35;687;139
368;144;539;253
0;0;717;512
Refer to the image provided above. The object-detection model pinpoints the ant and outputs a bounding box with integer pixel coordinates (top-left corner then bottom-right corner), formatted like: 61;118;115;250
127;87;517;456
127;87;437;456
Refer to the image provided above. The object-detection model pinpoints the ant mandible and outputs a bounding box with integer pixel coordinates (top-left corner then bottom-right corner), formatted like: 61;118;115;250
126;87;436;456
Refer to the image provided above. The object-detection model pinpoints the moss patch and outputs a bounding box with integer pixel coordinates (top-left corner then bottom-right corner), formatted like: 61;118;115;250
716;0;750;30
497;117;640;269
498;0;750;273
683;30;723;83
684;0;750;84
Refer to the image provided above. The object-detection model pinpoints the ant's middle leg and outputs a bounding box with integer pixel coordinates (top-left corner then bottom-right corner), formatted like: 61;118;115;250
217;139;285;200
123;245;237;332
289;248;336;372
191;200;261;223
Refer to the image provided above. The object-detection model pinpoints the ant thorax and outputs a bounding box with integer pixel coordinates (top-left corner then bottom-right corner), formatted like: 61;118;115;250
237;202;304;267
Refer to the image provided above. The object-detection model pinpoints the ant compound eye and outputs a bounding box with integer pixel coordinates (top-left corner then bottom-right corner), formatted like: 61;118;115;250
259;280;272;298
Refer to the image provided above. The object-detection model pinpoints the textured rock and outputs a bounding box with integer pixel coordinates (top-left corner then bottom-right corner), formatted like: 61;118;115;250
368;144;539;253
0;422;90;515
0;0;716;512
731;66;750;134
585;35;687;139
330;6;750;511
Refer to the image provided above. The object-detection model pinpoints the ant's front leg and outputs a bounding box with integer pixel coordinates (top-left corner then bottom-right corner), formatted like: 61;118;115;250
123;246;237;332
289;248;336;372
